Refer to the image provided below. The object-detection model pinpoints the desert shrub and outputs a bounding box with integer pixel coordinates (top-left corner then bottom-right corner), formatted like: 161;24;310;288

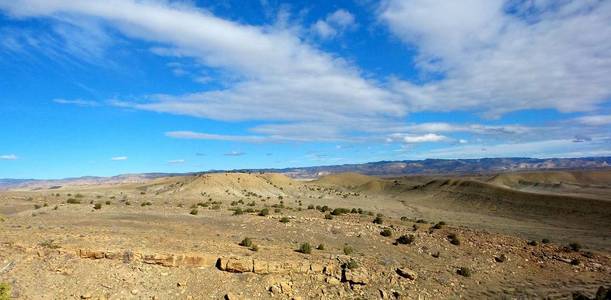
457;267;471;277
495;254;507;263
258;208;269;216
373;216;383;224
274;208;281;213
141;201;152;207
298;243;312;254
569;242;582;252
280;216;290;223
190;209;198;215
400;216;409;221
125;201;131;206
34;204;41;209
245;208;255;213
432;222;445;229
541;238;550;244
317;244;325;250
324;214;333;220
43;203;48;207
307;205;314;210
39;239;60;249
351;208;357;213
105;201;111;205
527;240;538;246
233;208;244;215
396;234;415;245
94;203;102;210
66;198;80;204
75;193;84;198
380;228;393;237
343;245;354;255
0;282;10;300
570;258;581;265
416;219;427;223
448;233;460;245
321;205;329;212
412;224;419;231
345;259;359;270
239;237;252;247
331;208;350;216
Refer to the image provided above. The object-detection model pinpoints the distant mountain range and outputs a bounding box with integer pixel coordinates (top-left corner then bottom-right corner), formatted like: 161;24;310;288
2;156;610;189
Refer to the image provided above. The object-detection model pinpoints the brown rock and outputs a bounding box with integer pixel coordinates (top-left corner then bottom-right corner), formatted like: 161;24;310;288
344;269;369;285
396;267;417;280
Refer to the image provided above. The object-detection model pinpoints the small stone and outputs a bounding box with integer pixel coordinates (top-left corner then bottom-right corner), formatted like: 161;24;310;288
80;293;92;299
131;289;139;295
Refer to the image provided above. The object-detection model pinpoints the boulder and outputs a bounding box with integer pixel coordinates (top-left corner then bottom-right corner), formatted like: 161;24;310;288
396;267;417;280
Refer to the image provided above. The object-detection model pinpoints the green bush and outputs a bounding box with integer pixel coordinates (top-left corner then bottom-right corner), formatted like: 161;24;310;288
239;237;252;247
66;198;80;204
307;205;314;209
94;203;102;210
373;216;383;224
541;238;550;244
569;242;582;252
258;208;269;216
527;240;538;246
448;233;460;245
457;267;471;277
345;259;359;270
380;228;392;237
432;222;445;229
190;209;198;215
105;201;111;205
317;244;325;250
416;219;427;223
233;208;244;215
280;216;290;223
0;282;10;300
298;243;312;254
343;245;354;255
396;234;415;245
331;208;350;216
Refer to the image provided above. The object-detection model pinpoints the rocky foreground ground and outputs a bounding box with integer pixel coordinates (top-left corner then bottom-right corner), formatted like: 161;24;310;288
0;173;610;299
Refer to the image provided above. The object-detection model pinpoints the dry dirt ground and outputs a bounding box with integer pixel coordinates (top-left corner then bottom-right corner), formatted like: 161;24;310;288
0;172;610;299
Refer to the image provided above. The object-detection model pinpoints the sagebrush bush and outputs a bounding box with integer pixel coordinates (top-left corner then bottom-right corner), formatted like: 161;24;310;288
258;208;269;216
233;208;244;215
94;203;102;210
190;209;198;215
569;242;582;252
280;216;290;223
345;259;359;270
396;234;415;245
317;244;325;250
448;233;460;245
331;208;350;216
343;245;354;255
380;228;392;237
541;238;550;244
457;267;471;277
66;198;80;204
239;237;252;247
373;216;383;224
298;242;312;254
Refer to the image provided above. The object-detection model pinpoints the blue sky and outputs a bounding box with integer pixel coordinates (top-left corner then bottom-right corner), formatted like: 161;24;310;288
1;0;610;179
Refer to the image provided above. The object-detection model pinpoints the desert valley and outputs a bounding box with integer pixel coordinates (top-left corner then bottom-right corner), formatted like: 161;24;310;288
1;167;610;299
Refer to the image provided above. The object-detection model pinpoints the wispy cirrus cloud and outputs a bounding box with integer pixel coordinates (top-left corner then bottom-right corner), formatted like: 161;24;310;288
53;98;99;107
0;154;18;160
110;156;127;161
168;159;185;164
224;151;245;157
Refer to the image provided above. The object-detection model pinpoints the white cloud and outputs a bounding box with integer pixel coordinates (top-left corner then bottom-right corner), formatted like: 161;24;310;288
1;0;400;141
0;154;18;160
380;0;611;116
53;98;99;107
410;137;611;159
575;115;611;126
312;9;356;39
168;159;185;164
224;151;245;157
400;133;447;143
110;156;127;161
